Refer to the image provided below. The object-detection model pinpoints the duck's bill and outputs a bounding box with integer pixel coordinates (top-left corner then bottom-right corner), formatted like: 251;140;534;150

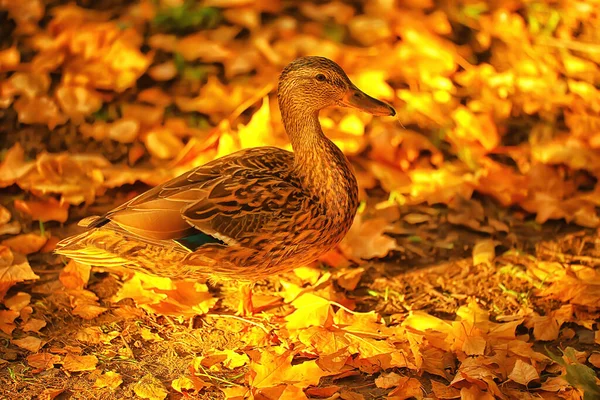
339;85;396;117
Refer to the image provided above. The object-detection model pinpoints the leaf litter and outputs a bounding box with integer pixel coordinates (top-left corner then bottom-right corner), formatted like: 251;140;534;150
0;0;600;399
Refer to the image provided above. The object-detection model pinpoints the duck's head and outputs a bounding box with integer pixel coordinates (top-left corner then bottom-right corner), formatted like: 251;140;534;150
278;56;395;117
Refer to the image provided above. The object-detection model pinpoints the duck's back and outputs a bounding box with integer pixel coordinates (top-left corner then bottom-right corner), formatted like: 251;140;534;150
55;147;323;278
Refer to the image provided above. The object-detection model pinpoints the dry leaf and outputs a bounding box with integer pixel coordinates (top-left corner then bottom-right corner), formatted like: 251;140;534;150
508;359;539;386
22;318;47;333
0;309;20;335
1;233;48;255
13;336;44;352
14;198;69;223
375;371;402;389
62;354;98;372
4;291;31;311
27;353;61;371
94;371;123;390
133;373;168;400
59;260;91;290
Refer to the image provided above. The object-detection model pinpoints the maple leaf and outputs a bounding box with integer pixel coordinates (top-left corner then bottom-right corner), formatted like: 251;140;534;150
248;348;330;389
285;293;334;330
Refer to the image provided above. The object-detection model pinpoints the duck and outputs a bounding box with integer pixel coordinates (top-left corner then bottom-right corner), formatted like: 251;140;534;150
55;56;396;315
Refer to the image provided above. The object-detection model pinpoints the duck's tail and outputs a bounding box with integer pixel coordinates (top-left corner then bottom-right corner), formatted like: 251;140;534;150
55;216;192;278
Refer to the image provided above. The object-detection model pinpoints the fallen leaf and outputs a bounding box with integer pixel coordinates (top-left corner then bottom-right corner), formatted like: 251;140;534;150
14;198;69;223
4;291;31;311
22;318;47;333
0;310;20;335
13;336;44;352
62;354;98;372
27;353;61;371
133;373;168;400
1;233;48;255
59;260;91;290
94;371;123;390
340;215;398;260
375;371;402;389
508;359;539;386
0;205;11;225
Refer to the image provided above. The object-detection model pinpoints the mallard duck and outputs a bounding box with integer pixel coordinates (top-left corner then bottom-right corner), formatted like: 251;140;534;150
56;56;395;314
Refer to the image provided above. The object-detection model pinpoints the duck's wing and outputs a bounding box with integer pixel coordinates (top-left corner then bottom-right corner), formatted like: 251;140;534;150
89;147;303;248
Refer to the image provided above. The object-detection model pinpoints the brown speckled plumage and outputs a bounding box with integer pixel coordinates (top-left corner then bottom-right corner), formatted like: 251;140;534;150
55;56;395;283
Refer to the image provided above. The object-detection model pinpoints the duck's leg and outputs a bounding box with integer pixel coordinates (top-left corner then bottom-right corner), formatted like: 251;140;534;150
236;282;254;316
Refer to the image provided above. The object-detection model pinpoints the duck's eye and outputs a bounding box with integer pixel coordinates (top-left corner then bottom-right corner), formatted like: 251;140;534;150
315;74;327;82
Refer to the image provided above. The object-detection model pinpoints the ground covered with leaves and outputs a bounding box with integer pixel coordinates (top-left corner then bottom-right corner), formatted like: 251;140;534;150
0;0;599;399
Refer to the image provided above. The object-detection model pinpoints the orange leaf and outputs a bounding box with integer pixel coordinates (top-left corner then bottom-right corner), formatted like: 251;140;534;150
0;143;35;188
2;233;48;255
0;205;11;225
62;354;98;372
508;359;539;386
22;318;47;333
14;198;69;223
27;353;61;371
59;260;91;290
0;309;20;335
13;336;44;352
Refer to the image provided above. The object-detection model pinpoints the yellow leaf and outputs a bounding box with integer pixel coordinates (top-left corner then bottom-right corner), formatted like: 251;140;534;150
249;348;329;389
133;373;168;400
472;239;496;266
94;371;123;390
508;359;539;386
171;375;209;392
285;293;333;330
194;350;249;371
14;198;70;223
62;354;98;372
12;336;43;352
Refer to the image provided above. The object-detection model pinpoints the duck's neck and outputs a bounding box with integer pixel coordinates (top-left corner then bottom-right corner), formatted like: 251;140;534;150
282;107;359;217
